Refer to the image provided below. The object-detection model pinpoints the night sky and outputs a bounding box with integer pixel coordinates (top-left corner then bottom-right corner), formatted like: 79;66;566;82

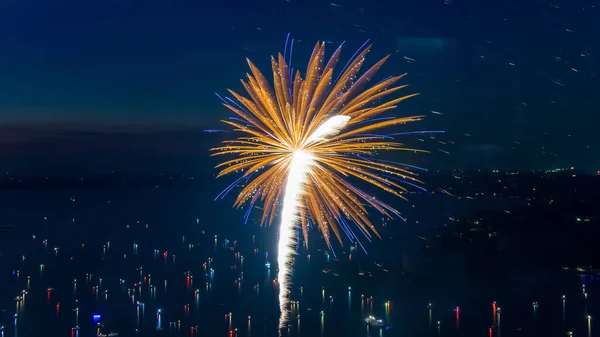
0;0;598;174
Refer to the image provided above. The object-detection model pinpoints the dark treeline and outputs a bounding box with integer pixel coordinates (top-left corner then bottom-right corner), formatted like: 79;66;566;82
0;172;207;190
434;174;600;280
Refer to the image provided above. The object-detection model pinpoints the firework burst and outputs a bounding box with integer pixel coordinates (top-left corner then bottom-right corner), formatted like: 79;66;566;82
212;39;425;327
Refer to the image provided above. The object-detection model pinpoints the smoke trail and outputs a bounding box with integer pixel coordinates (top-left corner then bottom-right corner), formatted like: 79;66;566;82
277;116;350;329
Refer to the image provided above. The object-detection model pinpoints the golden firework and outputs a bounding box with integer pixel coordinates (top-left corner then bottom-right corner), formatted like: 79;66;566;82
212;41;425;247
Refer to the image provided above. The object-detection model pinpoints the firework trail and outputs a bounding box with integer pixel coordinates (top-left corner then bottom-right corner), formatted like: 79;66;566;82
212;38;426;328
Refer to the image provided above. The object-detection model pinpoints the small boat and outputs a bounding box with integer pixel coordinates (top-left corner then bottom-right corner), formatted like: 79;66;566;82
364;315;384;327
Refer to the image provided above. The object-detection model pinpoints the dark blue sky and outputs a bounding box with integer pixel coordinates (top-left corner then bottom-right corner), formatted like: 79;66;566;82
0;0;598;172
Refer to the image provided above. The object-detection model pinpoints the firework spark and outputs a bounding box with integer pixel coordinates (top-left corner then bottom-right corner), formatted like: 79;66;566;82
212;39;425;328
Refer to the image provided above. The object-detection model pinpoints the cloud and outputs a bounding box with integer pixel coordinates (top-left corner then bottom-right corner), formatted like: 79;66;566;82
0;122;213;157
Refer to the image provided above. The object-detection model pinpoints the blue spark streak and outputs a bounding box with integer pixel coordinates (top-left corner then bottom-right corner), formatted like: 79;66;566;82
243;198;257;224
225;96;252;116
343;227;364;252
215;92;227;104
329;240;337;258
339;218;359;244
334;39;370;85
354;134;396;140
338;218;353;241
381;173;428;192
228;117;247;124
338;210;372;244
374;75;393;86
354;116;397;126
350;217;372;245
289;39;294;80
283;33;290;61
346;179;404;220
341;218;368;254
215;175;246;201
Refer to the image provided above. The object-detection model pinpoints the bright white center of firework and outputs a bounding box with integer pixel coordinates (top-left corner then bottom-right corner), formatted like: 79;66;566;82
277;115;350;328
